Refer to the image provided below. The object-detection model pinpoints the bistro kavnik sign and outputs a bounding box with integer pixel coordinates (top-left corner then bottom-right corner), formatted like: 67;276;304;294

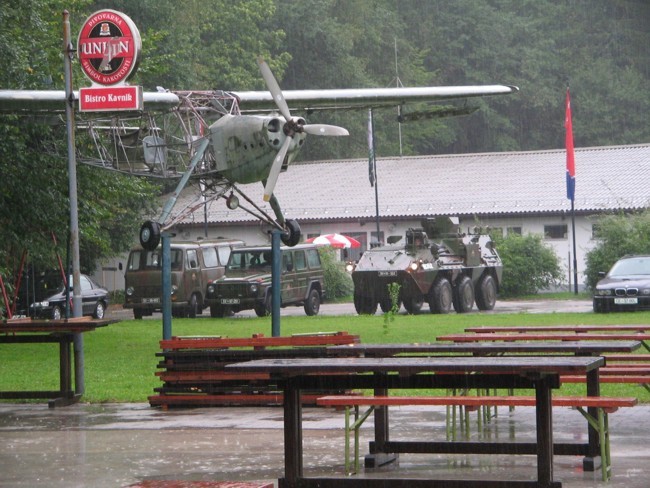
77;9;141;86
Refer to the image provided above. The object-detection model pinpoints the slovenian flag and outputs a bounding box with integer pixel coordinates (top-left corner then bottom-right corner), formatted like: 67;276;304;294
565;88;575;201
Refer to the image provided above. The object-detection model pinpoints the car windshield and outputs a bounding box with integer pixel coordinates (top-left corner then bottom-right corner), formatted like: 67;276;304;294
227;250;273;271
608;257;650;277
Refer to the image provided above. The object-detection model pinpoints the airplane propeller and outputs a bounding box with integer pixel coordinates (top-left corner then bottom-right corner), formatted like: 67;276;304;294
258;58;348;201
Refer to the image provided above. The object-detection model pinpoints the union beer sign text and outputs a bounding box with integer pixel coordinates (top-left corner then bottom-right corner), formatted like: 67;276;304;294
77;9;141;86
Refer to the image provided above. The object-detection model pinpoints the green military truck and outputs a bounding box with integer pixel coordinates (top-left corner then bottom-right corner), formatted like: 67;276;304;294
205;243;325;317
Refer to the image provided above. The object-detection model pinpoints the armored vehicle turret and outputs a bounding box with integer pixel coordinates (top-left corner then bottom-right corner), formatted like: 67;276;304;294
351;216;502;314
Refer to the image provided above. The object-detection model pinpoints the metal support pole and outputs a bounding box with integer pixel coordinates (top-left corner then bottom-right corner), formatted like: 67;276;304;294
271;230;282;337
63;10;84;394
571;200;579;294
161;232;172;340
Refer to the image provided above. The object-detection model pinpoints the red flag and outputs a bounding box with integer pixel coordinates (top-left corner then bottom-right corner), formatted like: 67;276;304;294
565;88;575;201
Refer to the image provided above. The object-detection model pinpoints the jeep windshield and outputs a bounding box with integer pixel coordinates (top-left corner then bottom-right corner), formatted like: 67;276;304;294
226;250;273;272
127;249;184;271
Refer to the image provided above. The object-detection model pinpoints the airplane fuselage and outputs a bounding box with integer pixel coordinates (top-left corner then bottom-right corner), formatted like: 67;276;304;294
209;114;306;184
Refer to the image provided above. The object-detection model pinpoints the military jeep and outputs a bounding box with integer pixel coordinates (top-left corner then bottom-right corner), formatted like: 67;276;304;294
205;243;325;317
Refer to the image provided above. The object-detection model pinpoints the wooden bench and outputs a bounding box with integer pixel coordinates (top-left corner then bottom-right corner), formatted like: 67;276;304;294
149;332;360;409
317;394;638;481
465;324;650;333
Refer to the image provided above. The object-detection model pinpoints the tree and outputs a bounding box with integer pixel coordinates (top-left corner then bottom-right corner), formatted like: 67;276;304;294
584;211;650;290
318;247;353;300
493;233;562;297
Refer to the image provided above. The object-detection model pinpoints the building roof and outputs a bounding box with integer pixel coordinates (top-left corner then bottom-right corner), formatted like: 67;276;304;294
177;143;650;225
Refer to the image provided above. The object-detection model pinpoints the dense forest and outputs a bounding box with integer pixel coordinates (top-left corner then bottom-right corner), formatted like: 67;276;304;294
1;0;649;271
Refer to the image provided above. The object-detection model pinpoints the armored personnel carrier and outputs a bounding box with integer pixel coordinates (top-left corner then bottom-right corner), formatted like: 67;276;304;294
351;216;502;314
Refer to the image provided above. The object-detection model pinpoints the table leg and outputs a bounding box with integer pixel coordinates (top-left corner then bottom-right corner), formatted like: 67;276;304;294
584;368;601;471
535;376;554;487
283;377;302;486
366;373;398;468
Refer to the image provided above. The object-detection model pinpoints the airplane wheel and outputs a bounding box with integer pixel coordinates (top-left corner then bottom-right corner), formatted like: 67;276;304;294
140;221;161;250
281;219;301;247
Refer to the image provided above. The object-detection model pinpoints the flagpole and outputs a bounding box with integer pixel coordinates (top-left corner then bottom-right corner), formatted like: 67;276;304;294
565;87;578;294
368;109;381;245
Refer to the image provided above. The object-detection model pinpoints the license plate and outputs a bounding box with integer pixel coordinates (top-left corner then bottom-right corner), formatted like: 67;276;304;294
614;297;638;305
142;297;160;304
378;271;397;277
221;298;240;305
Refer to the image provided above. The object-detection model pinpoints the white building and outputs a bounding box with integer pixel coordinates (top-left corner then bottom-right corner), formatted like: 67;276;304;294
95;143;650;291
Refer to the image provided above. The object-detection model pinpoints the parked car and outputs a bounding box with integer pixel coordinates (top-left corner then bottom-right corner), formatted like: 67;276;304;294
593;255;650;313
29;274;110;320
205;244;325;317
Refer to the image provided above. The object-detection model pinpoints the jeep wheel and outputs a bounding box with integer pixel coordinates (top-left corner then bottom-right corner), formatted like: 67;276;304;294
453;276;475;313
255;294;272;317
428;277;452;314
133;309;144;320
210;305;229;318
475;274;497;311
354;292;377;315
304;288;321;316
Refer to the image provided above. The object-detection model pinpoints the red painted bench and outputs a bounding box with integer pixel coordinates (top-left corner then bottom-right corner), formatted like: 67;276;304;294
317;394;638;480
150;332;360;409
465;324;650;333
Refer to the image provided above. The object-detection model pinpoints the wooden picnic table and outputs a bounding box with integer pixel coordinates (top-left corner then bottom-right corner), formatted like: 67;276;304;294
0;318;114;407
227;355;603;488
465;324;650;333
437;332;650;352
327;340;640;472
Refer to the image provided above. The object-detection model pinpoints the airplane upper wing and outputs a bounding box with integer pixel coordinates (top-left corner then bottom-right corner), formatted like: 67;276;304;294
0;89;180;114
229;85;519;113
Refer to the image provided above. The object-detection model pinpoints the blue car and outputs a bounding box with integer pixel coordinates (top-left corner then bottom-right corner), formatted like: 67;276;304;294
29;274;110;320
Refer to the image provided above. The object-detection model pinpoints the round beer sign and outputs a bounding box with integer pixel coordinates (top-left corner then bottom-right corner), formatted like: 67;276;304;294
77;9;141;86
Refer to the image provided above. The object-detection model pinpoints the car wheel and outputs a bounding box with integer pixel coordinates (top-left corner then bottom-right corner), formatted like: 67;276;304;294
52;305;63;320
428;277;452;314
475;274;497;311
304;288;321;316
453;276;475;313
93;301;106;319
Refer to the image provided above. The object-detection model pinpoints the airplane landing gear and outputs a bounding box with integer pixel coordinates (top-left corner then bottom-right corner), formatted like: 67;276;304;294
281;219;301;247
140;220;161;250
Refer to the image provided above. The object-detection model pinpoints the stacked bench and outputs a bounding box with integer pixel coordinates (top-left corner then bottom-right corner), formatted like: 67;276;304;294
317;394;638;481
149;331;360;409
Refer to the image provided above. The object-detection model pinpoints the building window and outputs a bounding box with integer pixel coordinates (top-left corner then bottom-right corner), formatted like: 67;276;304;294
544;224;568;239
507;226;522;236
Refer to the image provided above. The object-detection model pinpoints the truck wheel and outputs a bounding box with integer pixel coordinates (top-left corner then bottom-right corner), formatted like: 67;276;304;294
187;293;199;318
429;277;452;314
453;276;475;313
354;292;377;315
475;274;497;311
402;294;423;314
304;288;321;316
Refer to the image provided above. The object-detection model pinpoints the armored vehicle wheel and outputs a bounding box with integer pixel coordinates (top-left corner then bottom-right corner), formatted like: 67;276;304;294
354;292;378;315
475;274;497;310
429;277;452;314
402;293;424;314
453;276;475;313
379;297;400;313
281;219;301;247
304;288;321;316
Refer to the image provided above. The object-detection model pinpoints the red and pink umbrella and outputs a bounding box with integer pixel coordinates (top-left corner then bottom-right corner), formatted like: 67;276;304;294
306;233;361;249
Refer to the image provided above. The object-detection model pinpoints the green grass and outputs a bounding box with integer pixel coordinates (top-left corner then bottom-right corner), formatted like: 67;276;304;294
1;309;649;403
